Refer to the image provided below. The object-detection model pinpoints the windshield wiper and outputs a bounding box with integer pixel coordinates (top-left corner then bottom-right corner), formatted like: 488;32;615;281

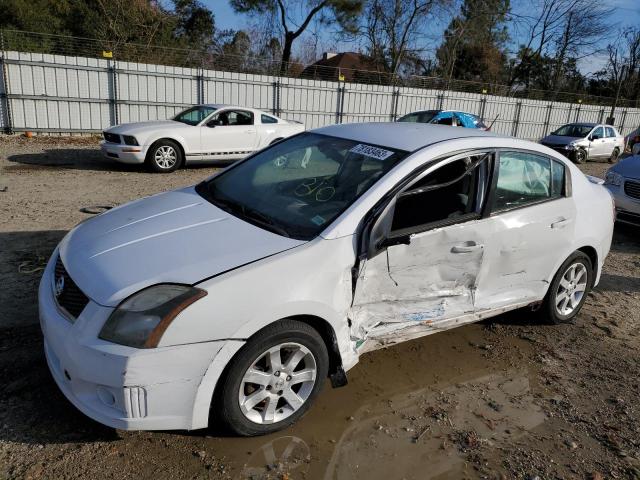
240;206;291;238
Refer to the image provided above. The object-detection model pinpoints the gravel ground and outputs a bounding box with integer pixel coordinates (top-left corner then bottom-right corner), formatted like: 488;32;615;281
1;136;639;480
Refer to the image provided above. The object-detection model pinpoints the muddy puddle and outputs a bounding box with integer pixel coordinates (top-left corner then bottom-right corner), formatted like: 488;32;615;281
164;321;547;479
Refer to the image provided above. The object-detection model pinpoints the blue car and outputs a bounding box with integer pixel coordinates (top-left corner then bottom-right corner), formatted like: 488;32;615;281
397;110;489;130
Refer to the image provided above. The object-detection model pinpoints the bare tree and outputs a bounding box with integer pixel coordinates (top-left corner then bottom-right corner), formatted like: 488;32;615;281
353;0;447;76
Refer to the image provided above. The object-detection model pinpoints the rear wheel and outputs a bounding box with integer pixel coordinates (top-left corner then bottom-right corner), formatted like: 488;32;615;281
573;148;587;164
540;251;593;324
145;140;182;173
215;320;329;436
609;147;620;163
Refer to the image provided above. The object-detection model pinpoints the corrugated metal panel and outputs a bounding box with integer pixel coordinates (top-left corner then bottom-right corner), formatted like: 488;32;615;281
2;50;640;141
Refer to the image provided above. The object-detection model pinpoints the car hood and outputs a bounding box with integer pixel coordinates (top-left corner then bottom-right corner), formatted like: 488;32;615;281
59;187;305;307
540;134;583;146
106;120;190;136
610;156;640;180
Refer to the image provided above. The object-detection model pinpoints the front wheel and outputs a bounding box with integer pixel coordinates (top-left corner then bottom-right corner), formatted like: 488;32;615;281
215;320;329;436
572;148;587;164
146;140;182;173
540;251;593;324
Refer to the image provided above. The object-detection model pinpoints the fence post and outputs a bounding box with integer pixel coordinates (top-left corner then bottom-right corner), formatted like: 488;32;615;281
543;102;553;135
598;108;605;124
512;101;522;137
336;84;346;124
479;95;487;121
196;68;205;104
0;30;13;134
574;103;581;123
437;92;445;110
620;109;627;132
390;89;400;121
107;58;119;126
272;80;280;116
566;104;573;124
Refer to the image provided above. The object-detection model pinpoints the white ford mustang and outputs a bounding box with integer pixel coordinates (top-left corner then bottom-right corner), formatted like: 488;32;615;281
100;104;305;172
42;123;613;436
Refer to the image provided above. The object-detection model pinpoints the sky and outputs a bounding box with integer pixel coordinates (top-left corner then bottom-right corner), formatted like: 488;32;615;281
205;0;639;75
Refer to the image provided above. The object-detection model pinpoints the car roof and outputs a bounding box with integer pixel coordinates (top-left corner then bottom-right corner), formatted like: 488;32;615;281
313;122;499;152
568;122;598;127
402;109;478;116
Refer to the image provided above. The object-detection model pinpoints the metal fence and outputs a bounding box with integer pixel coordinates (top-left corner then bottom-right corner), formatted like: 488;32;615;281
1;31;640;139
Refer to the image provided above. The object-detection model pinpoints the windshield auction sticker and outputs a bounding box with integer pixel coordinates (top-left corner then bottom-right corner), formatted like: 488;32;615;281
350;144;395;161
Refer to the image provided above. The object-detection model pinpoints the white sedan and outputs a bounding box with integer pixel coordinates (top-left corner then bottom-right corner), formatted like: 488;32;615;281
41;123;613;436
100;104;305;172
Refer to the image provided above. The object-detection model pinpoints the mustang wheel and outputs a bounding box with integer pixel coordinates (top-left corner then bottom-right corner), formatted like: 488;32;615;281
541;251;593;324
146;140;182;173
215;319;328;436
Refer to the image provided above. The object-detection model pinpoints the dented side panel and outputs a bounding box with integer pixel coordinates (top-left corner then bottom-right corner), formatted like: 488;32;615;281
350;219;490;350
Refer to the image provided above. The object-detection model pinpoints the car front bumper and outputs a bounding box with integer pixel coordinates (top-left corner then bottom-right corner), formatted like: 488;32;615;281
39;252;228;430
605;182;640;226
100;141;147;164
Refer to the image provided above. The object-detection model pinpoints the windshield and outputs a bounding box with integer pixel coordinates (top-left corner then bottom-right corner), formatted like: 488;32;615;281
196;133;409;240
173;106;217;126
552;124;593;137
398;111;439;123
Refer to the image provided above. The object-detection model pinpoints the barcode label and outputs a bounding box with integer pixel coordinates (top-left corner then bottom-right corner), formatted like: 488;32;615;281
349;144;395;161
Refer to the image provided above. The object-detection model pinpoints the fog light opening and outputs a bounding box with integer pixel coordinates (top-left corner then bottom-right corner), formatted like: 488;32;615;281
97;386;116;407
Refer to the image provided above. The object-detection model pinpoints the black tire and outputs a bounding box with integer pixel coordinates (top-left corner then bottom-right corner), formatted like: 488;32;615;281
539;251;593;324
145;139;182;173
572;148;587;164
214;319;329;436
609;147;620;164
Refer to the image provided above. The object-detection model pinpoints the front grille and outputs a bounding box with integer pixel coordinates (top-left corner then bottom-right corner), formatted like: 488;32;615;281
616;210;640;226
54;256;90;319
103;132;120;143
624;180;640;200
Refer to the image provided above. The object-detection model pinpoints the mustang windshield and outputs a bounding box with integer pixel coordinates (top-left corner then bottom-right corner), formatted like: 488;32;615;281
197;133;409;240
552;124;593;137
173;106;217;126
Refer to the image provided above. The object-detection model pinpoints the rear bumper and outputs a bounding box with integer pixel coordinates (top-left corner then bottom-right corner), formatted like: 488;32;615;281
100;141;147;164
39;252;227;430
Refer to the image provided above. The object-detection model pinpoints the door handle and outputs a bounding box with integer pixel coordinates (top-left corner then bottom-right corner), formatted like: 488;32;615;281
550;218;572;229
451;242;483;253
244;130;253;134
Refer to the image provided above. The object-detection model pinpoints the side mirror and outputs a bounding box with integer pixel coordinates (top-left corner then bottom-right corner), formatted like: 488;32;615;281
207;119;221;128
379;235;411;248
590;134;600;141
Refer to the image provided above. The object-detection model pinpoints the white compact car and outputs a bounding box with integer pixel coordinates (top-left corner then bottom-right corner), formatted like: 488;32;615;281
41;123;614;436
100;104;305;172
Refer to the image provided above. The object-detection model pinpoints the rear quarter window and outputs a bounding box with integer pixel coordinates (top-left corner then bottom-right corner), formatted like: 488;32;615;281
261;114;278;124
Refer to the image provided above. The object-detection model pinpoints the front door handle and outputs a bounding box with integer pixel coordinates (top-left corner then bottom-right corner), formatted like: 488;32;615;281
551;218;573;229
451;242;484;253
244;130;253;134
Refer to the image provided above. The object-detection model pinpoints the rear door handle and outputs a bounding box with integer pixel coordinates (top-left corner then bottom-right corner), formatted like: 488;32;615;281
451;242;484;253
551;218;573;229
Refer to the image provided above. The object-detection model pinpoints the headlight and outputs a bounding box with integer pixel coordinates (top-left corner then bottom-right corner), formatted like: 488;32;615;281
564;142;577;150
604;171;623;186
123;135;138;146
99;284;207;348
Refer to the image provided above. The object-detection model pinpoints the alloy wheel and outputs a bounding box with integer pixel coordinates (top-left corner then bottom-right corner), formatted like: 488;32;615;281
238;342;317;425
555;262;588;316
154;146;177;169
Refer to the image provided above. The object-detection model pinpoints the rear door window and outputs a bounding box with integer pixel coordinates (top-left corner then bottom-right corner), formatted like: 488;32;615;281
493;151;556;212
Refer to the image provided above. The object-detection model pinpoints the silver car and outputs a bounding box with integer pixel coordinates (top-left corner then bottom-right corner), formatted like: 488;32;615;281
540;123;624;164
605;155;640;225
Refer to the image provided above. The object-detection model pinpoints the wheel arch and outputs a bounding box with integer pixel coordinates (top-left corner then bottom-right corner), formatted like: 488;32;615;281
577;245;598;282
146;137;187;166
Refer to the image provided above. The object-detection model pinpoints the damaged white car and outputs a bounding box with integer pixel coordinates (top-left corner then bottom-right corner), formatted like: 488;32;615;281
40;123;614;436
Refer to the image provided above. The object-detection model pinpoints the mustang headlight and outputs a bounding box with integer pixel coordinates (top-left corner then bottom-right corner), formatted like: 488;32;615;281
604;171;623;186
99;284;206;348
123;135;139;146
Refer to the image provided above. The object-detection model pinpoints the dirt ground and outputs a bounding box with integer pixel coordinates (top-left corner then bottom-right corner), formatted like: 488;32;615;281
1;136;640;480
